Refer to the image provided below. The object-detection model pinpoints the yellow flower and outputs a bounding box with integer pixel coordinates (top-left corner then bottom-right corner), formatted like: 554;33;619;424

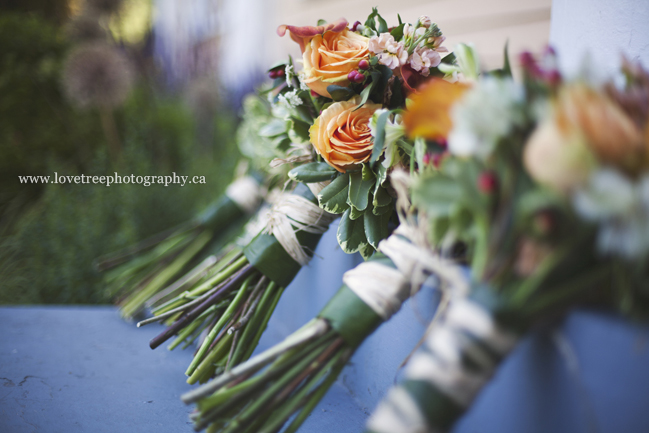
309;96;382;172
402;78;470;141
278;19;369;98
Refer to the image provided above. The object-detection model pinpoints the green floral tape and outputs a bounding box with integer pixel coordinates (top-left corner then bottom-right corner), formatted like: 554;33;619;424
196;196;245;231
319;285;383;348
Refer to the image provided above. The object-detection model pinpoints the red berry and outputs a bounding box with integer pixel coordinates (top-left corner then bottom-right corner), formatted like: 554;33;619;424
477;171;498;194
351;21;361;32
431;153;445;168
422;153;432;165
269;70;278;79
310;90;319;98
358;59;370;70
437;137;448;149
347;70;357;81
276;68;285;77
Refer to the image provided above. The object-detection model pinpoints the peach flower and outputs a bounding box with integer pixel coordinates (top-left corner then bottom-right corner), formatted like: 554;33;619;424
309;96;382;172
278;19;370;98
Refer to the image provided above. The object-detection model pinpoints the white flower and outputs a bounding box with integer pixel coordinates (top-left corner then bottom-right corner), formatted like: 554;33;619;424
277;89;303;108
448;76;525;158
419;15;433;28
285;64;295;87
369;33;395;54
377;49;408;69
370;33;408;70
409;47;442;76
403;24;414;38
574;169;649;258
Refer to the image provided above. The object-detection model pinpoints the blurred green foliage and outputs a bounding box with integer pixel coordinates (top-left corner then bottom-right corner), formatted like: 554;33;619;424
0;12;241;304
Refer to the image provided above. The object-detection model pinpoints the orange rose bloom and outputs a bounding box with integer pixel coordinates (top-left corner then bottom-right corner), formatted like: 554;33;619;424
309;96;382;172
278;19;369;98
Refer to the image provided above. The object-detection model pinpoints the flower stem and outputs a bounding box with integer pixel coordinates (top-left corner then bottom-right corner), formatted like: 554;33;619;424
149;264;256;350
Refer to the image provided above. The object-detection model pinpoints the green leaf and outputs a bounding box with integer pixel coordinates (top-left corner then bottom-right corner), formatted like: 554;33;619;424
317;174;350;214
259;119;287;137
414;137;426;168
372;203;392;216
502;42;512;77
289;162;337;183
327;85;355;102
373;186;392;207
350;206;364;220
365;7;389;34
413;175;463;217
369;110;390;164
364;208;391;248
369;66;392;104
317;19;327;26
337;208;369;254
361;163;375;181
348;171;375;211
290;119;311;141
430;216;450;245
356;82;376;110
375;163;388;188
390;22;405;40
359;244;376;260
266;59;288;72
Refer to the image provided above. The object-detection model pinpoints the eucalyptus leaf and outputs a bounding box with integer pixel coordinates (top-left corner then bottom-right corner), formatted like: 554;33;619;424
337;208;369;254
289;162;337;183
317;174;350;214
317;19;327;26
348;171;375;211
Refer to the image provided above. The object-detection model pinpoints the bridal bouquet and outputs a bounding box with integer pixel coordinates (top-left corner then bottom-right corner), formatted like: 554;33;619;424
273;8;455;257
364;53;649;433
177;12;477;430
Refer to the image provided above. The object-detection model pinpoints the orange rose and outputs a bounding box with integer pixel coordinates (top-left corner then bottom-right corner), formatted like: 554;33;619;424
278;19;369;98
309;96;382;172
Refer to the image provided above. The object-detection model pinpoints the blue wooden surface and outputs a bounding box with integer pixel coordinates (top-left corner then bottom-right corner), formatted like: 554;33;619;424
2;222;649;432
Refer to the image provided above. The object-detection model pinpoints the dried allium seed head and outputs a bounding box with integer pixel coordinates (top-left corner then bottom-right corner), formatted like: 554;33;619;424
63;42;134;109
64;13;106;42
85;0;124;15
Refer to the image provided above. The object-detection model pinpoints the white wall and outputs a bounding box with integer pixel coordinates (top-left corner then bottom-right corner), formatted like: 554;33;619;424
550;0;649;75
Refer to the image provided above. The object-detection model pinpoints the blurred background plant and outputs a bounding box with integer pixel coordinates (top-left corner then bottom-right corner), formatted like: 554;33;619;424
0;0;240;304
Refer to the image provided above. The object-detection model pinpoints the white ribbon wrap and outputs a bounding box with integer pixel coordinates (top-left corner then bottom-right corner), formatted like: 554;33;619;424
225;176;262;214
342;224;468;322
263;193;336;266
367;298;518;433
